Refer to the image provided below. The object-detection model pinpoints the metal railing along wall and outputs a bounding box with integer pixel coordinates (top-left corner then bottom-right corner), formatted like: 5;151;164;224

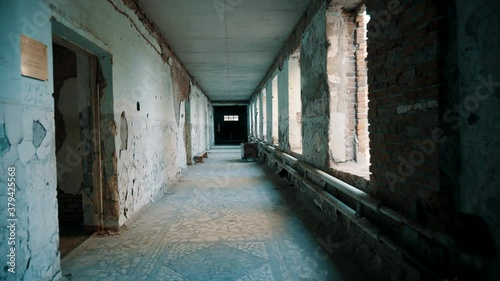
256;140;450;278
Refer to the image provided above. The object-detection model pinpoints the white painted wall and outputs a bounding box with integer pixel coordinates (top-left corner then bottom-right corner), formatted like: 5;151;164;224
249;102;254;137
272;76;279;145
326;10;354;163
261;89;267;141
255;96;261;139
0;1;211;280
266;83;273;143
288;57;302;154
208;105;214;148
190;83;211;158
277;61;289;152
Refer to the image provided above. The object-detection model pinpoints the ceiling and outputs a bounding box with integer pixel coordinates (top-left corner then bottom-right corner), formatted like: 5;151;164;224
139;0;312;101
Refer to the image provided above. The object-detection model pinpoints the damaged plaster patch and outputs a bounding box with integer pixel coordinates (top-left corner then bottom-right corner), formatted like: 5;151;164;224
4;104;23;145
0;123;10;157
32;120;46;148
110;120;118;136
18;141;36;165
120;111;128;150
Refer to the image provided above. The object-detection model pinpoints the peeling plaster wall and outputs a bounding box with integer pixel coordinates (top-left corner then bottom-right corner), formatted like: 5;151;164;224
176;100;188;169
288;56;303;154
208;105;214;148
248;102;254;137
271;77;279;145
189;83;211;159
184;98;192;165
256;93;262;139
252;101;258;139
46;0;189;227
326;8;356;163
0;1;60;279
263;57;300;153
48;0;211;227
266;82;273;144
261;89;267;141
0;0;209;280
249;101;253;138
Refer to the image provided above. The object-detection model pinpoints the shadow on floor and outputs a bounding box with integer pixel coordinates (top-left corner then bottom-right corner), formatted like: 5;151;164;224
59;225;91;258
258;161;394;281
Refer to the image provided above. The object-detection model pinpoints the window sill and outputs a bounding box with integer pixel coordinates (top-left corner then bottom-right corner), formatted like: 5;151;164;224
329;161;371;191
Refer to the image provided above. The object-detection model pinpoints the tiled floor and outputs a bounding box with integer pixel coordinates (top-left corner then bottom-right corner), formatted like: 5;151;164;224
61;147;369;281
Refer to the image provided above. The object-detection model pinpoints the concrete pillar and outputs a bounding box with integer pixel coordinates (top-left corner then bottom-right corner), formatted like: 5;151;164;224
253;100;257;138
266;82;273;144
278;61;290;152
300;3;330;169
257;91;266;140
261;89;267;141
271;76;279;145
184;99;192;165
288;55;302;154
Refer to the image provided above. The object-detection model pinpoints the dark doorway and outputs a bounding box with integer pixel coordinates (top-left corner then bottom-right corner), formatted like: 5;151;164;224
214;106;248;145
52;39;98;257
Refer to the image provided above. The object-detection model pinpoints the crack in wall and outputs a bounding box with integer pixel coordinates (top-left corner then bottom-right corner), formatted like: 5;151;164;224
0;123;11;157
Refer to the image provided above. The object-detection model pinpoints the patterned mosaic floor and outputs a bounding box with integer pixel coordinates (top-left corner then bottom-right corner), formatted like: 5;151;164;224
61;147;368;281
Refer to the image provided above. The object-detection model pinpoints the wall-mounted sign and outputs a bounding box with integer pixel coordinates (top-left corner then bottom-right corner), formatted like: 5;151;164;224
20;35;48;81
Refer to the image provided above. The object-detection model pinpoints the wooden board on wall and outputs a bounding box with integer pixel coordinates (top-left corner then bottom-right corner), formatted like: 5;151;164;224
20;35;48;81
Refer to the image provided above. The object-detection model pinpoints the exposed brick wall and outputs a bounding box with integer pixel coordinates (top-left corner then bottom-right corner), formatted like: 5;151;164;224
326;7;370;165
266;81;273;144
57;192;84;226
365;0;453;276
326;7;355;163
354;7;369;162
366;0;447;226
345;12;357;162
251;0;498;278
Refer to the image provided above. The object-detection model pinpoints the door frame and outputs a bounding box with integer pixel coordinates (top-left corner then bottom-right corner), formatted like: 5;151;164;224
52;19;119;232
213;105;248;145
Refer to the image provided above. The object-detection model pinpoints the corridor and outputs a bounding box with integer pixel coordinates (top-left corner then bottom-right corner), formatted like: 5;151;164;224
61;147;368;281
1;0;499;280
